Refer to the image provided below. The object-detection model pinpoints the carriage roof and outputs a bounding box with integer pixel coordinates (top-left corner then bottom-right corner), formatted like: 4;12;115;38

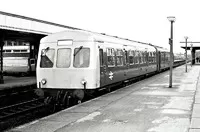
40;29;156;51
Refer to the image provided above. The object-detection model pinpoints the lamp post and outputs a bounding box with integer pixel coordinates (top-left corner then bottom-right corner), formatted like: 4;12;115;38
167;16;175;88
184;36;188;72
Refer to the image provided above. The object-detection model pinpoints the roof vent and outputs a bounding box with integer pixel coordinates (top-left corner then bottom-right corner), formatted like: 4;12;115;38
101;33;106;35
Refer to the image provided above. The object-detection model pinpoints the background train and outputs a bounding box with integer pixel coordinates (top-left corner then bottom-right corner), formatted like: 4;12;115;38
3;40;36;76
35;29;184;105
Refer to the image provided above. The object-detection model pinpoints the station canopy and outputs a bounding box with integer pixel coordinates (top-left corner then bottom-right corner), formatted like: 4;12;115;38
180;42;200;50
0;11;78;36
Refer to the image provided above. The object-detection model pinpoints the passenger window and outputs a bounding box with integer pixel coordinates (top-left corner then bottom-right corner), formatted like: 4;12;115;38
152;52;154;62
149;52;152;63
57;48;71;68
7;41;12;46
139;51;143;64
163;52;165;62
21;50;28;53
5;50;11;53
143;52;145;63
161;52;164;62
116;49;123;66
167;53;170;61
73;48;90;68
107;48;115;67
129;50;134;64
135;51;139;64
154;52;157;63
99;49;103;67
142;52;146;63
125;50;128;65
166;53;169;61
145;51;148;63
13;50;20;52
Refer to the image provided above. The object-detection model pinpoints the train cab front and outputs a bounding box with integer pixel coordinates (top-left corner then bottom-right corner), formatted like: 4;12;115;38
35;39;98;106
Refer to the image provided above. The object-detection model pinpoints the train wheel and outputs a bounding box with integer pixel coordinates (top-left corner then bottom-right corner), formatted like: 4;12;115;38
34;88;44;98
73;90;85;101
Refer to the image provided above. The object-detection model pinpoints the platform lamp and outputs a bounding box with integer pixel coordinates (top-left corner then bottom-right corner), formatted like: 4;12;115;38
167;16;176;88
184;36;188;72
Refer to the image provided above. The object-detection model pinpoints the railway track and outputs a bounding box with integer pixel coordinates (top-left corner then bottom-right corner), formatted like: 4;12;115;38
0;85;37;107
0;98;45;121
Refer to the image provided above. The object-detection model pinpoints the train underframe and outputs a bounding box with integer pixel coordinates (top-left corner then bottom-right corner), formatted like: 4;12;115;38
35;88;97;108
34;72;157;108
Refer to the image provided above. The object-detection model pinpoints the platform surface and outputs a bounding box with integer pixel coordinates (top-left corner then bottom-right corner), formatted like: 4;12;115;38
0;76;36;90
10;65;200;132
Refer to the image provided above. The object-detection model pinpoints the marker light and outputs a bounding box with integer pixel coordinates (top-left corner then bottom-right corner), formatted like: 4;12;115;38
41;79;47;85
81;79;87;85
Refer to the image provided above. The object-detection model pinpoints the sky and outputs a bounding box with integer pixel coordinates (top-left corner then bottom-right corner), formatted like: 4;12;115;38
1;0;200;53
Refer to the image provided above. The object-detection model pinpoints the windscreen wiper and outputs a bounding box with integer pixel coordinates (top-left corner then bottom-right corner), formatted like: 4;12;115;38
74;46;83;56
41;47;50;56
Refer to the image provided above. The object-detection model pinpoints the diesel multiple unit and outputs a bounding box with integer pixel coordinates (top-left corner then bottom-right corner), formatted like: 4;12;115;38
36;29;177;104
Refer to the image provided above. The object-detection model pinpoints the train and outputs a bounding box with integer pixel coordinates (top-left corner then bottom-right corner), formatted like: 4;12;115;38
3;40;36;76
35;29;184;106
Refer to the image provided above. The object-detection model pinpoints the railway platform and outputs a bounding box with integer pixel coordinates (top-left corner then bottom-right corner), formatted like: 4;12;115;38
10;65;200;132
0;76;36;91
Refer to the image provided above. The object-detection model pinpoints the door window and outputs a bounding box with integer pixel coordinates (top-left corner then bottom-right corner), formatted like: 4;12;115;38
116;49;123;66
107;48;115;67
99;49;104;67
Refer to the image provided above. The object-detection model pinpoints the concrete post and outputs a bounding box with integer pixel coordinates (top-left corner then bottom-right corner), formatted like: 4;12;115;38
185;37;188;72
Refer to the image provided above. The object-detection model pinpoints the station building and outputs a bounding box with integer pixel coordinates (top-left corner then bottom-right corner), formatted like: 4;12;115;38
0;11;79;83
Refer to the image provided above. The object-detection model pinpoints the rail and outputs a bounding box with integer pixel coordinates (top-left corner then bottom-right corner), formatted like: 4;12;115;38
0;98;44;120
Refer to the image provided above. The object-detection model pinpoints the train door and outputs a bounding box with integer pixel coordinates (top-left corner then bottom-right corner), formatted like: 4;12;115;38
124;49;129;79
157;51;161;71
105;48;116;85
145;51;149;73
99;48;106;87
